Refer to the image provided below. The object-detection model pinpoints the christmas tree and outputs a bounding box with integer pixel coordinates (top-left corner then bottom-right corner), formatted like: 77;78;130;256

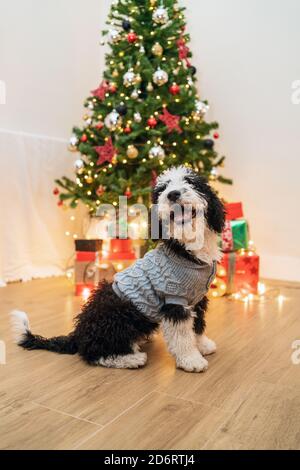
55;0;232;214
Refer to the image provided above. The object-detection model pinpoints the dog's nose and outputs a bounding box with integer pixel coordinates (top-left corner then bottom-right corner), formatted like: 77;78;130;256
167;190;181;202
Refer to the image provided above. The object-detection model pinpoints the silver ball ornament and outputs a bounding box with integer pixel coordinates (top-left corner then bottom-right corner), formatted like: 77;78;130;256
153;67;168;86
131;89;139;100
109;29;121;44
104;110;122;131
134;112;142;123
123;70;136;87
152;7;169;25
74;159;84;170
149;145;165;160
69;135;78;147
195;100;210;116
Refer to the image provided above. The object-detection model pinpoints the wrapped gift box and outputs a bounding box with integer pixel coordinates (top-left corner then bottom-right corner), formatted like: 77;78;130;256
219;251;260;294
225;202;244;221
221;219;249;252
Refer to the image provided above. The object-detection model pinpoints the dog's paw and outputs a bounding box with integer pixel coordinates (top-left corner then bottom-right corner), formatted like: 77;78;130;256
176;350;208;373
96;351;147;369
197;335;217;356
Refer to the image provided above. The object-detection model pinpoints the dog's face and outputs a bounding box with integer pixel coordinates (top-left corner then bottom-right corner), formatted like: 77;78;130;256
152;166;225;249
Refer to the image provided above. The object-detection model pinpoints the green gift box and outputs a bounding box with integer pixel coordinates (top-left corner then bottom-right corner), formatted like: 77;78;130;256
221;219;249;252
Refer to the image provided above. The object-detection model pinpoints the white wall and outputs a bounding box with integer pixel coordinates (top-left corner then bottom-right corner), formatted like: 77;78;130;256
0;0;299;281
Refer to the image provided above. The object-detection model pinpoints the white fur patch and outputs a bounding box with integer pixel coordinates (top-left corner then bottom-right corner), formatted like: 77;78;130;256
95;351;147;369
10;310;30;344
162;317;208;373
197;335;217;356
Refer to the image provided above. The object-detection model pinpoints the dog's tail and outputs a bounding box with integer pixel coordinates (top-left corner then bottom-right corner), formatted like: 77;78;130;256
10;310;78;355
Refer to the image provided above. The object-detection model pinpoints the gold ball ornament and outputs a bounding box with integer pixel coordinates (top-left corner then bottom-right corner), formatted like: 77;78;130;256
147;82;154;92
153;67;168;86
112;69;119;78
127;145;139;159
86;176;93;184
151;42;163;56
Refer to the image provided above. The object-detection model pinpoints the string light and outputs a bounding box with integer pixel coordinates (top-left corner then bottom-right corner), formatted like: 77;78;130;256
82;287;91;302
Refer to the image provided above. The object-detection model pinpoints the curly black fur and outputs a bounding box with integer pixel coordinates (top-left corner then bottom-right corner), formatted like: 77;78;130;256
183;172;225;234
73;282;158;364
160;303;190;324
20;282;158;365
193;296;209;335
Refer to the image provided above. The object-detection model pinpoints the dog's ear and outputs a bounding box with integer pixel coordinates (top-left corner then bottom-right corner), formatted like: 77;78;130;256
205;186;225;234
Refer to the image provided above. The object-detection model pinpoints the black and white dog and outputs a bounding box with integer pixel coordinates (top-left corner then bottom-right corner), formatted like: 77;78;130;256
11;166;225;373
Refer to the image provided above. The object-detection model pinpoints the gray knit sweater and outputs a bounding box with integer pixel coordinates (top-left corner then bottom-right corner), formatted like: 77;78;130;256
112;244;216;322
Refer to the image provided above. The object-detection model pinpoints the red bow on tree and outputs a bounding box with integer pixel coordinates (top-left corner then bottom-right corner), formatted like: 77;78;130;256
95;137;117;165
159;108;182;134
177;36;191;67
91;80;109;101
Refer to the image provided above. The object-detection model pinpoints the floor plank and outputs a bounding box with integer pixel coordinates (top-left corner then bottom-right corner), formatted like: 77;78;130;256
0;277;299;449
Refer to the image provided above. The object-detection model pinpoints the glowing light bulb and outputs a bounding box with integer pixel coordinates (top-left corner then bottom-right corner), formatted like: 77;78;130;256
258;282;266;295
82;287;91;301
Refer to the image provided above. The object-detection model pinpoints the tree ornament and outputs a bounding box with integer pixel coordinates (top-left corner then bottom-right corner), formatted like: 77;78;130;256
122;19;131;31
74;159;84;170
131;89;139;99
57;200;64;207
203;139;215;150
152;7;169;25
96;185;105;197
124;126;132;134
139;45;145;53
91;80;109;101
127;145;139;159
87;102;94;110
69;135;78;147
213;132;220;139
116;103;127;116
86;176;93;184
195;100;210;116
109;29;121;44
108;83;117;94
125;187;132;198
53;187;59;196
147;116;158;128
159;108;182;133
104;110;122;131
127;32;138;43
153;67;168;86
210;167;218;179
134;112;142;123
80;134;88;142
96;121;104;130
177;36;191;67
123;70;137;87
112;68;119;78
149;144;165;160
169;83;180;95
146;82;154;92
151;170;158;187
151;42;163;56
95;137;117;165
189;65;197;76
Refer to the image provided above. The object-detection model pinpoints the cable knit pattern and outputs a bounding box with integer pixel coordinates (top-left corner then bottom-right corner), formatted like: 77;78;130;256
113;244;216;322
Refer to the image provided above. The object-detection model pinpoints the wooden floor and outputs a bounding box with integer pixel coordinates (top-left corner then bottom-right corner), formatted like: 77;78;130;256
0;277;299;450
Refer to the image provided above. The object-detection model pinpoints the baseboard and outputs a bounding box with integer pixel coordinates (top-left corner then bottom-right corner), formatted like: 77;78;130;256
260;254;300;283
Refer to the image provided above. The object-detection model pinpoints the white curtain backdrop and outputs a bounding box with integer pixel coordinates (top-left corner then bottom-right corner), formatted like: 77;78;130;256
0;129;83;284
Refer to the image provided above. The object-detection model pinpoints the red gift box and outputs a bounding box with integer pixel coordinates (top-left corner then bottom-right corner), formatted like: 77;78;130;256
225;202;243;221
107;239;136;261
219;251;259;294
